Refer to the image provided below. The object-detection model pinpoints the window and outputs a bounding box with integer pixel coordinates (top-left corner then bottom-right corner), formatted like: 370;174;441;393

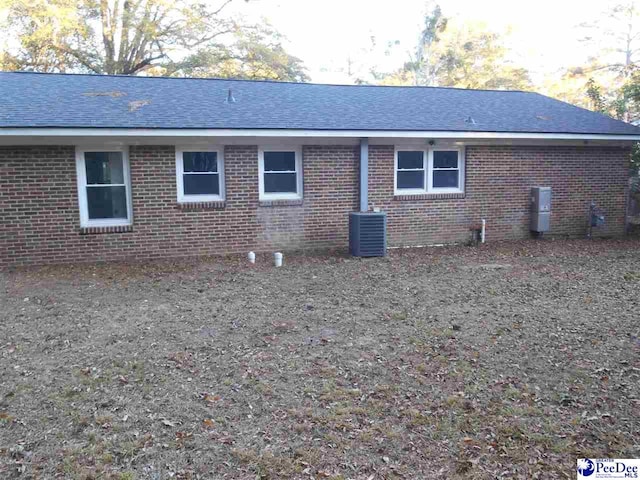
395;147;464;195
259;148;303;200
75;148;132;227
395;150;426;193
431;150;461;191
176;148;224;203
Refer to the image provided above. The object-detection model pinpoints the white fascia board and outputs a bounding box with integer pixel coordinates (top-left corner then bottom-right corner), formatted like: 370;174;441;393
0;128;639;141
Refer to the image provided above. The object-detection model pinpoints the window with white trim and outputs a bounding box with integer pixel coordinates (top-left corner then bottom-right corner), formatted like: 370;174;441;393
431;150;461;191
176;149;224;203
75;148;132;227
395;147;464;195
395;150;426;193
259;148;303;200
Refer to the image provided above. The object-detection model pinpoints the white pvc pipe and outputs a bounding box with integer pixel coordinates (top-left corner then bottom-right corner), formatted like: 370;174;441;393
274;252;283;267
248;251;256;263
481;219;486;243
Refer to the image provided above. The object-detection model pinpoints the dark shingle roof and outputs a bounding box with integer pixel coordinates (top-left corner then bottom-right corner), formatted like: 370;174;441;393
1;71;639;135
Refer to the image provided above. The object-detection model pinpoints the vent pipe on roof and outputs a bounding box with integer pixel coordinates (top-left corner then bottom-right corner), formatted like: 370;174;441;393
226;88;236;103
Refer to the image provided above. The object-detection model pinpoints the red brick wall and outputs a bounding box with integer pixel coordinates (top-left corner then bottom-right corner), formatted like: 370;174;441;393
0;145;358;266
0;143;630;267
370;145;630;246
1;146;79;266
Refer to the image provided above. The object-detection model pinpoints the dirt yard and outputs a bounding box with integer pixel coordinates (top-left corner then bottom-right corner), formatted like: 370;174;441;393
1;238;639;479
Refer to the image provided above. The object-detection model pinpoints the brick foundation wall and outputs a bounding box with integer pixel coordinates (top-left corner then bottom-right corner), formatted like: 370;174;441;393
0;143;630;267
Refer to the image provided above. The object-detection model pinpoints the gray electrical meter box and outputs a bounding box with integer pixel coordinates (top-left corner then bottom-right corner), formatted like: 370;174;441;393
530;186;551;233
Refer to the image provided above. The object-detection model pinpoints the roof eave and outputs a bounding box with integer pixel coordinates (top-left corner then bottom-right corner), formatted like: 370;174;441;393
0;127;639;141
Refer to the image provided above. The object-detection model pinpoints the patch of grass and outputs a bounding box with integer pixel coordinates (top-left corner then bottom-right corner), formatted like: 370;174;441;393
390;310;408;321
431;414;462;441
499;404;538;417
372;421;402;441
0;412;14;424
70;413;91;434
427;327;455;338
503;386;522;399
404;408;431;427
114;439;144;460
371;383;398;401
94;415;113;429
496;423;526;442
445;395;462;408
415;362;428;373
529;432;572;454
254;381;274;396
100;452;114;464
319;381;361;403
493;326;510;337
61;386;84;398
232;448;307;479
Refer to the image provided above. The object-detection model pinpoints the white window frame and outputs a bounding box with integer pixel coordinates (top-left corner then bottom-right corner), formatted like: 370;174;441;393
75;146;133;228
394;148;427;195
175;147;225;203
429;148;465;193
394;146;465;195
258;147;303;201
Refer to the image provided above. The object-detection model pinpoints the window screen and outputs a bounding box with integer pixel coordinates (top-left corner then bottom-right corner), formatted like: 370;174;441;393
182;152;220;196
84;152;128;219
263;151;298;194
432;151;460;189
396;151;425;190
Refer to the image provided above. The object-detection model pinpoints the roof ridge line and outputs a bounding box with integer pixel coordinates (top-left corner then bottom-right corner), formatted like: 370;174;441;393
0;70;528;94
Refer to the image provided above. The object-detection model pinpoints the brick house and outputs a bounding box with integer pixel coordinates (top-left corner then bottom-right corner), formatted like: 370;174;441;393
1;71;639;266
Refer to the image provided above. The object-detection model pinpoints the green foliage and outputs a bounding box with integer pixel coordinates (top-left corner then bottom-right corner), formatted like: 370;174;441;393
382;5;531;90
431;22;531;90
573;2;640;176
586;75;640;122
566;1;640;121
632;143;640;175
404;4;448;86
165;25;308;82
0;0;307;81
0;0;86;72
585;76;640;174
420;4;448;46
586;78;607;113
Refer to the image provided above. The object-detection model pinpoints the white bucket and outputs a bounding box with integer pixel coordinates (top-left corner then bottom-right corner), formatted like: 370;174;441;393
248;251;256;263
274;252;283;267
